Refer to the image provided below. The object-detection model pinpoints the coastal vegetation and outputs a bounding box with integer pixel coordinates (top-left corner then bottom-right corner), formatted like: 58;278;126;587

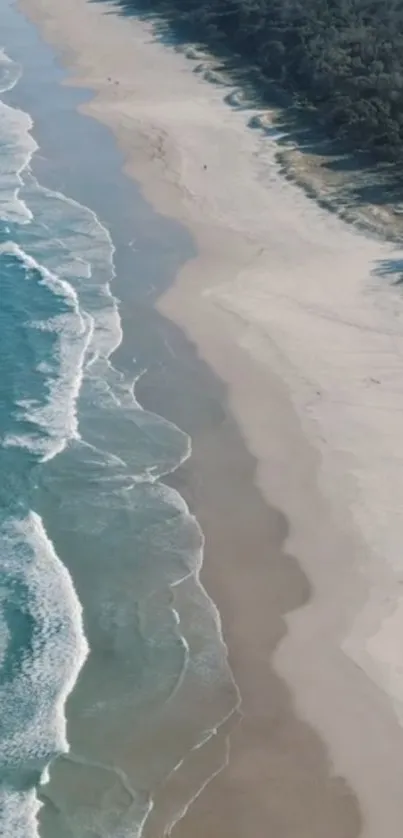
117;0;403;166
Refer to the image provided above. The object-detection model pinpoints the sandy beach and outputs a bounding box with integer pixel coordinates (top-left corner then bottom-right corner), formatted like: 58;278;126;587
17;0;403;835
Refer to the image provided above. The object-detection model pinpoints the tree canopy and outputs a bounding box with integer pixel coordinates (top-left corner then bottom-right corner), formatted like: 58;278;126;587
120;0;403;164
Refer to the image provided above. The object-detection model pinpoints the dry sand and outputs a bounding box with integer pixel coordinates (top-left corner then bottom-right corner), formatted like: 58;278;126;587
18;0;403;835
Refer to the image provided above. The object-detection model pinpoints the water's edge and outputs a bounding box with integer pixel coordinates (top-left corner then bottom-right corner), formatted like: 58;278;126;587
0;2;239;835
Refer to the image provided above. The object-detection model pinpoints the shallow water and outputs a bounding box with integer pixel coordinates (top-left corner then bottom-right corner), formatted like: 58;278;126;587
0;3;238;835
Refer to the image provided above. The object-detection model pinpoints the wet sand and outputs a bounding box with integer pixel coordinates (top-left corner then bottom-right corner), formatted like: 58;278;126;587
138;318;362;838
18;0;403;836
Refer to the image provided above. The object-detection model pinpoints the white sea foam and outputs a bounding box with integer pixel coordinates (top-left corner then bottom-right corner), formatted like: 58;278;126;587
22;171;123;364
0;100;36;223
0;52;124;463
0;59;124;463
0;787;41;838
0;50;34;223
0;48;22;93
0;240;93;459
0;510;88;836
0;511;88;756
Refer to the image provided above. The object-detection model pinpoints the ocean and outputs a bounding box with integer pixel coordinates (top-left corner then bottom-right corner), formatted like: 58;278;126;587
0;3;237;836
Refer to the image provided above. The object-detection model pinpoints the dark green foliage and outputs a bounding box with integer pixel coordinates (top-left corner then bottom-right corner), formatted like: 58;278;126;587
116;0;403;163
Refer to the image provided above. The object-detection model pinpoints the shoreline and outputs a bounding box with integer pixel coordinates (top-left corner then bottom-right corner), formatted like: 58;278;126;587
17;0;403;835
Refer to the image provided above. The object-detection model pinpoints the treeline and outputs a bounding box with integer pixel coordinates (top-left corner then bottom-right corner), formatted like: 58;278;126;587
120;0;403;163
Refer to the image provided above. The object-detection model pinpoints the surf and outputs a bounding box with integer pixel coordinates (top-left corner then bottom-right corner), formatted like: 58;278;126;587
0;24;238;838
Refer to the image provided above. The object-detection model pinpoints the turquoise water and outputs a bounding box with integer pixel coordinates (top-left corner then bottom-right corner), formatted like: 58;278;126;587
0;6;238;836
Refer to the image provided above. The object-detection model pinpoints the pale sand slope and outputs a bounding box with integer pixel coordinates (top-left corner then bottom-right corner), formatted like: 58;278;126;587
19;0;403;834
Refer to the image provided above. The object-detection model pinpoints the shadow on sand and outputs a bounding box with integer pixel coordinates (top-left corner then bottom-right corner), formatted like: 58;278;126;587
91;0;403;246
